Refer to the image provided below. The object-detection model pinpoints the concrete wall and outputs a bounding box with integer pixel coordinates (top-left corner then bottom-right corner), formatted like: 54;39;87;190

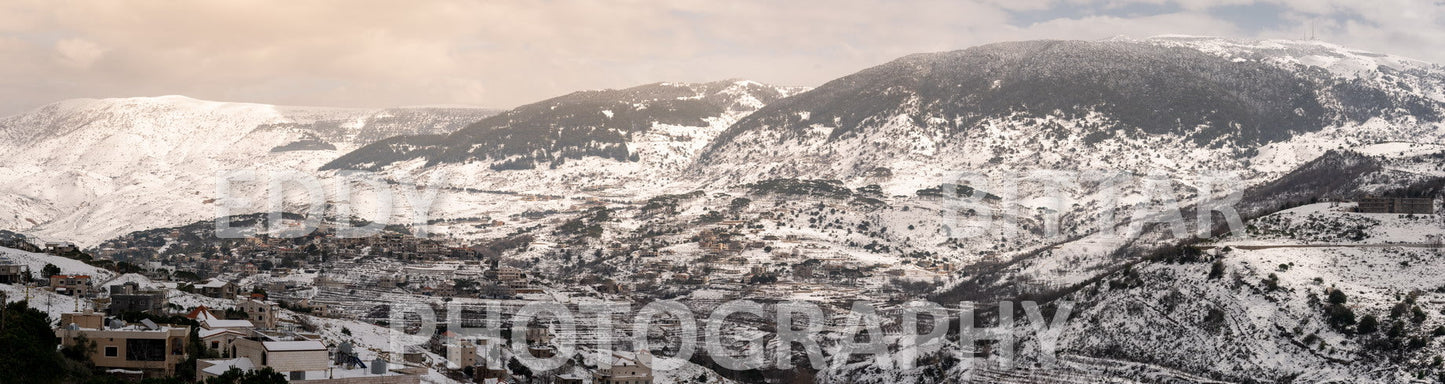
231;338;329;374
57;326;189;376
267;350;331;373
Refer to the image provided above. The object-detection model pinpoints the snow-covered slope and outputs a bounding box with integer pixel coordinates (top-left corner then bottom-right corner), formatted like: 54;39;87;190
0;246;113;281
0;96;495;246
809;201;1445;383
677;37;1445;276
0;246;112;319
324;80;808;193
1043;203;1445;383
696;37;1445;189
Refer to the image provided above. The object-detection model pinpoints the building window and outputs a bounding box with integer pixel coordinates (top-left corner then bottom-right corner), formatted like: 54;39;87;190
125;339;166;362
104;346;118;357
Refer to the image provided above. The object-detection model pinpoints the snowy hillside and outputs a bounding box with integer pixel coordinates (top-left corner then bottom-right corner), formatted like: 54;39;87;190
324;80;808;193
0;245;113;281
806;202;1445;383
655;38;1445;303
691;37;1445;223
0;96;495;246
1038;203;1445;383
0;246;112;319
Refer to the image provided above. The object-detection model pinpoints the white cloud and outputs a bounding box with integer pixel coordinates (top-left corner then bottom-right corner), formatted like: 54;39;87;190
54;38;105;69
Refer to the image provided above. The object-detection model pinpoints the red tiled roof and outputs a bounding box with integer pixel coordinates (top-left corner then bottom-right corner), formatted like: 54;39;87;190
185;305;217;320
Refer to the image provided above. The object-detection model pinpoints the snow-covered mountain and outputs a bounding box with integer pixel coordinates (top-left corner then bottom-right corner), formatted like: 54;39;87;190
7;37;1444;250
694;37;1445;192
9;36;1445;251
0;96;496;246
5;36;1445;383
322;80;808;193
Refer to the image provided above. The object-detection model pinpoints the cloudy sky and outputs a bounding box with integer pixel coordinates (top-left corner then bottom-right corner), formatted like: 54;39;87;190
0;0;1441;116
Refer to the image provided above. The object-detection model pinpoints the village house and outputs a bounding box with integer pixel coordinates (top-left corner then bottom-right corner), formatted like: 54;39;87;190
489;264;542;294
45;241;79;254
525;322;554;346
199;328;250;356
203;259;225;276
236;298;280;329
200;335;425;382
417;241;444;255
197;279;238;299
198;312;257;332
0;256;24;283
475;365;512;383
107;281;167;316
377;273;406;289
50;274;95;297
284;298;336;318
185;305;253;354
56;310;192;378
593;352;654;384
222;338;328;377
60;310;107;329
445;339;500;370
184;306;220;321
445;341;477;369
487;265;526;286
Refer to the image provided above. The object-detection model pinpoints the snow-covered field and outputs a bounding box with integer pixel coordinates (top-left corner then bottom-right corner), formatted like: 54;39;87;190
0;246;112;280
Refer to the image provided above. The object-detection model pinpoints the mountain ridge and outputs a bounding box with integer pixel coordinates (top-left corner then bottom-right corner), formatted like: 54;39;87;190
321;79;807;173
0;96;500;246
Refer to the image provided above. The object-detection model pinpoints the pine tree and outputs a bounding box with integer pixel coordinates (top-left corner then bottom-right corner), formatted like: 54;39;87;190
1328;289;1348;305
0;301;68;384
1358;314;1379;334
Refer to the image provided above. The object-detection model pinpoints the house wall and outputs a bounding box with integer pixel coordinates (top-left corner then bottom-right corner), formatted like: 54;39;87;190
237;300;278;328
232;338;266;367
109;292;166;315
60;312;105;329
267;350;331;373
447;343;478;367
49;275;94;296
1397;198;1435;214
202;333;244;355
1357;197;1435;214
594;358;652;384
0;264;23;283
57;327;189;376
231;338;329;374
